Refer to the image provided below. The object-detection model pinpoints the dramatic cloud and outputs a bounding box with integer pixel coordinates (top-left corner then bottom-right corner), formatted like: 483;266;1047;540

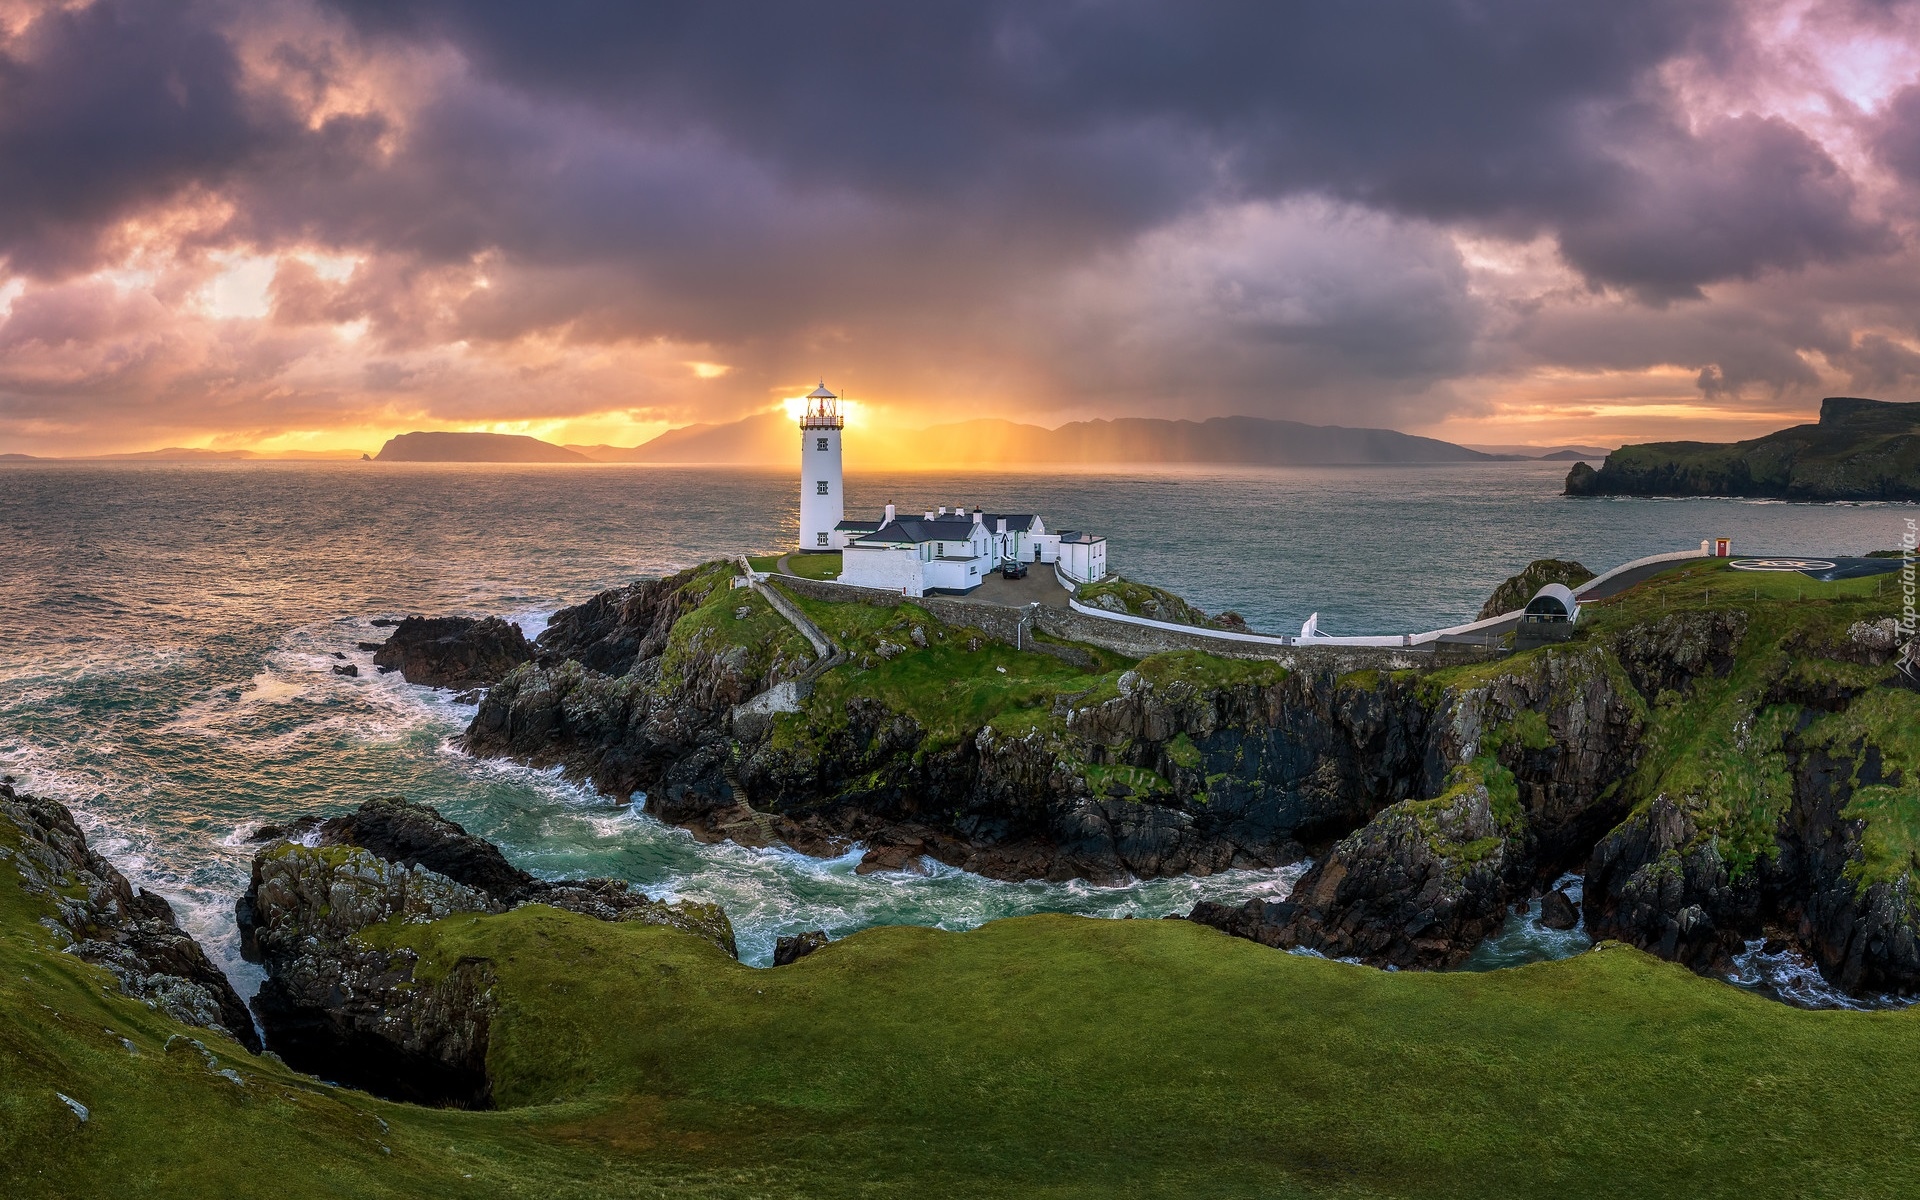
1;0;1918;453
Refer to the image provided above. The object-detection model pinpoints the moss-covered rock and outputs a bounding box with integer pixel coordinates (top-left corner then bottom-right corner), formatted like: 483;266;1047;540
238;797;736;1106
0;783;259;1052
1077;576;1243;628
1478;558;1595;619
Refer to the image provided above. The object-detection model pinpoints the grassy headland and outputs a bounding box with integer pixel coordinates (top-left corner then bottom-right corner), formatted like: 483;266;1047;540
1564;395;1920;500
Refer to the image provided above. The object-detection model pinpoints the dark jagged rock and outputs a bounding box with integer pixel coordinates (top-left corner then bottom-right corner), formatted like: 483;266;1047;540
1478;559;1594;620
1187;899;1297;948
1539;888;1579;930
1583;617;1920;994
0;783;260;1052
317;795;537;900
1189;611;1735;969
533;566;714;676
1584;742;1920;992
332;663;358;676
1564;396;1920;501
774;930;830;965
1255;768;1524;969
371;616;532;689
238;796;734;1106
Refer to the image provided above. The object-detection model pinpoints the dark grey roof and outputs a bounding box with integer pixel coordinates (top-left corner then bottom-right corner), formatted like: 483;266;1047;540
1058;531;1105;544
850;517;984;546
834;518;882;532
981;513;1037;532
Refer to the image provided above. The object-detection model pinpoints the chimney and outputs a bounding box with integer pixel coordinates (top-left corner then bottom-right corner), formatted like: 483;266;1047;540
973;509;984;525
924;510;936;521
996;517;1006;534
884;502;896;523
938;506;948;516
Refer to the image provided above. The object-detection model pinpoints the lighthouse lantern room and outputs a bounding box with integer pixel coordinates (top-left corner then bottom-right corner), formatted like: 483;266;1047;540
798;382;844;551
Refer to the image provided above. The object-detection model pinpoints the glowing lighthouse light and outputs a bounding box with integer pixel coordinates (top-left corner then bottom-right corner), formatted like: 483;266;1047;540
798;381;844;551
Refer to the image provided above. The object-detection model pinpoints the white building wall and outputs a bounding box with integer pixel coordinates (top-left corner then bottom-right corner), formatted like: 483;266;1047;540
1059;538;1106;583
840;545;923;595
798;423;844;550
924;556;989;592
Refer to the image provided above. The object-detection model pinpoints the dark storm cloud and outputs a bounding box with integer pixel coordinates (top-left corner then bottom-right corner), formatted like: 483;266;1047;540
1874;83;1920;185
311;0;1885;302
0;0;291;276
2;0;1915;450
1555;114;1884;301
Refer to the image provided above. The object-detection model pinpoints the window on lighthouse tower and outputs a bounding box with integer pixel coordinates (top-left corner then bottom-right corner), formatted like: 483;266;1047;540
816;480;829;494
816;437;829;451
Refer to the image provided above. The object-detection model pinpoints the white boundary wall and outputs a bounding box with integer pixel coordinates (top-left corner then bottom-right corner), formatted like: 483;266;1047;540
1570;548;1707;599
763;546;1712;655
1062;546;1712;650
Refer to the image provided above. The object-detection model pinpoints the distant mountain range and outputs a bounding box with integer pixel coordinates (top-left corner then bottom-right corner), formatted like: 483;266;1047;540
560;413;1576;467
1;419;1610;466
0;447;366;462
1565;397;1920;501
1464;443;1614;460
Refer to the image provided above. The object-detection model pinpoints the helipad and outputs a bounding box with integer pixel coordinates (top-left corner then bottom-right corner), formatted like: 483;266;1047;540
1728;558;1837;572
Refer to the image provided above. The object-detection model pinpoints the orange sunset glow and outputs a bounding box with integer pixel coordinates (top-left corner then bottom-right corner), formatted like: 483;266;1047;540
2;0;1920;459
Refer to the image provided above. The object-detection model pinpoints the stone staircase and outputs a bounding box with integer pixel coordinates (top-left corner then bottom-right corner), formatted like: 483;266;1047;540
715;743;780;847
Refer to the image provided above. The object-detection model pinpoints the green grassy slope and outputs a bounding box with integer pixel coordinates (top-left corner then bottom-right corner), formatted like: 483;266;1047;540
11;827;1920;1199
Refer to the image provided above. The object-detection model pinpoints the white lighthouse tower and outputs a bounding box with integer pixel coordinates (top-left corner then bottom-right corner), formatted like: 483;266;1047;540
797;381;844;551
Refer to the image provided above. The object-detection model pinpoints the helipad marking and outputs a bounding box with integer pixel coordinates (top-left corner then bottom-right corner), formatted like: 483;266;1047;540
1727;558;1836;572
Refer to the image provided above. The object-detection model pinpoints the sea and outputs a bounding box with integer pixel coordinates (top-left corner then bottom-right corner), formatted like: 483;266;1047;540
1;460;1910;1008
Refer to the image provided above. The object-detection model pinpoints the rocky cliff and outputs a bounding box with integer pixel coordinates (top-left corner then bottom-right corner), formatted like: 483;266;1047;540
456;555;1920;999
237;796;735;1106
372;615;532;689
0;782;259;1051
1583;617;1920;991
1564;396;1920;500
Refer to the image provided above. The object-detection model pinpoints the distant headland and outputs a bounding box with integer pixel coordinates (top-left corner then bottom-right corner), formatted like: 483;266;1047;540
1565;397;1920;501
366;414;1593;467
373;431;593;463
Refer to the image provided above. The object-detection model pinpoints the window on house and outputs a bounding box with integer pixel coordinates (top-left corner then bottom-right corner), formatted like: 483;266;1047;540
816;437;829;451
816;532;828;546
816;480;829;495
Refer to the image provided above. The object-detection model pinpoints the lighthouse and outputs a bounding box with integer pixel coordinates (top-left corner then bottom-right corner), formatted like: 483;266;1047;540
797;381;844;551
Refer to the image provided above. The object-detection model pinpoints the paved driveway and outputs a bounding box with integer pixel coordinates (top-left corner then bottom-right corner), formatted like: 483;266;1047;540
941;568;1074;609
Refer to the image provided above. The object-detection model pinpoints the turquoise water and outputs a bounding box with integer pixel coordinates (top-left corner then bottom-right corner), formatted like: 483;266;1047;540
0;460;1904;990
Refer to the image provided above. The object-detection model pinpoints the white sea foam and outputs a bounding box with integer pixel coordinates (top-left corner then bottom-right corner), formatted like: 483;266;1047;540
1725;940;1918;1012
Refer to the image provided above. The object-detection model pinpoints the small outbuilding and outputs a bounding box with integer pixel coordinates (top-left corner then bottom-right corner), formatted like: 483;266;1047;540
1515;582;1580;649
1523;582;1580;623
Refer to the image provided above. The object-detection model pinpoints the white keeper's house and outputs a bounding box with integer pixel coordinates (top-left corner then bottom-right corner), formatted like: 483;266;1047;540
793;382;1106;596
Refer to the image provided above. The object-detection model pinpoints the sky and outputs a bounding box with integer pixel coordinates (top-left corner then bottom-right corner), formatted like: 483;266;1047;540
4;0;1920;456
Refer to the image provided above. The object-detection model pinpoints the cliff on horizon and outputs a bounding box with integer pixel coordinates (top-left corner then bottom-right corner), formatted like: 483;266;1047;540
374;431;593;463
1565;397;1920;501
